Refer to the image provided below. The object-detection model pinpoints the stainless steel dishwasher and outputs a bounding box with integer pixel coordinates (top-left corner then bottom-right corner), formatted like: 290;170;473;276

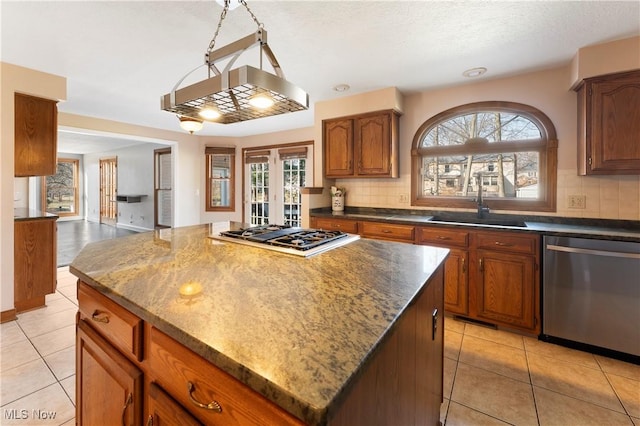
542;235;640;361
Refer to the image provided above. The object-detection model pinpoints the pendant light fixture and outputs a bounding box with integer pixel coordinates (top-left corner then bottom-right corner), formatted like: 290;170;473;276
161;0;309;133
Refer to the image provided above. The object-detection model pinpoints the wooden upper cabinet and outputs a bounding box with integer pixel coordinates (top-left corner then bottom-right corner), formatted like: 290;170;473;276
324;118;354;177
576;69;640;175
14;93;58;177
323;110;399;178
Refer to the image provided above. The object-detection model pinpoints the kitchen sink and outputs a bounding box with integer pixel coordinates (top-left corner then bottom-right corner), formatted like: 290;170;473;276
430;215;527;228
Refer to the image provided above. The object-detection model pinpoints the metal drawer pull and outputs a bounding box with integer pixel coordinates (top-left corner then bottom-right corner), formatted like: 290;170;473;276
147;415;153;426
494;241;512;247
461;258;466;273
382;229;392;233
91;310;110;323
187;381;222;413
121;393;132;426
436;236;450;240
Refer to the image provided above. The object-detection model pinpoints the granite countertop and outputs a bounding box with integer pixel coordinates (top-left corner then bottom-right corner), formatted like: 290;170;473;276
13;208;58;221
312;208;640;242
70;224;449;425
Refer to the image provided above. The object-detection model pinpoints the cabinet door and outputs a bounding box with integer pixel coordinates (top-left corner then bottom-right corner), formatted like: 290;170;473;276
14;218;57;312
354;113;391;176
443;248;469;316
324;118;354;177
77;319;143;426
14;93;58;177
473;250;537;332
148;382;203;426
314;217;359;233
579;70;640;175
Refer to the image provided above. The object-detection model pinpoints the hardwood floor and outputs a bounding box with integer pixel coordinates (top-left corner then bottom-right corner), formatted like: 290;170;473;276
57;220;136;267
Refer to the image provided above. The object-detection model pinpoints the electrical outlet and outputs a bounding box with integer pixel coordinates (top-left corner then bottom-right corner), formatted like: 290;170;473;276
567;194;586;209
399;194;409;203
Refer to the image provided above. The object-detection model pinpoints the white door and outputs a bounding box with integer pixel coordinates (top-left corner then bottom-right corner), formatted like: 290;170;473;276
244;145;311;227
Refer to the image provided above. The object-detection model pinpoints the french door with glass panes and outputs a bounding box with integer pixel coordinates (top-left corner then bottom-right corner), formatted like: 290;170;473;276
245;146;311;227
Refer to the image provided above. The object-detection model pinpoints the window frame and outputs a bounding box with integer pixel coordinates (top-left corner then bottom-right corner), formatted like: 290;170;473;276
41;158;79;217
205;147;235;212
411;101;558;212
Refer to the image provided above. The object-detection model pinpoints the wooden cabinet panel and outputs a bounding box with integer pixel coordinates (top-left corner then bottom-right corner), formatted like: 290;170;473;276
576;69;640;175
149;327;304;426
360;221;415;242
355;113;392;176
323;110;399;178
417;227;469;248
314;217;359;233
14;93;58;177
77;319;143;426
443;248;468;315
324;119;354;177
474;231;537;255
14;218;57;312
473;249;537;331
78;282;143;361
148;382;203;426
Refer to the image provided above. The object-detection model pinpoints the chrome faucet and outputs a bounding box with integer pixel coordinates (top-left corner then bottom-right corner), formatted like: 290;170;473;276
475;173;490;219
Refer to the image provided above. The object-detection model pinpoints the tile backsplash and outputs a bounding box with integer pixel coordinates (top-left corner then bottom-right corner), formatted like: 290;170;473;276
336;170;640;220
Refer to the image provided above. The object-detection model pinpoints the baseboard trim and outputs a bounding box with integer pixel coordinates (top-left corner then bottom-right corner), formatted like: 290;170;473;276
1;309;17;323
116;223;151;232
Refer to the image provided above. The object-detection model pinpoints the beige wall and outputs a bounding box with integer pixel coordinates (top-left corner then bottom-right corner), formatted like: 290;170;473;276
325;59;639;221
570;36;640;89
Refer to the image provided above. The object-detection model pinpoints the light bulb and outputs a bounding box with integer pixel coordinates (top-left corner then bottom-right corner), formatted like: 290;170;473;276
199;107;221;120
248;93;274;109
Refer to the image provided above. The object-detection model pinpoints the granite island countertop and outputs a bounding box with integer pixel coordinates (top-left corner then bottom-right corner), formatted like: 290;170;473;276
70;223;449;425
13;208;58;221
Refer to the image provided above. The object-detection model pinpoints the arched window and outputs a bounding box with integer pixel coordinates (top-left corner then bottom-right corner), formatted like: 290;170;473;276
411;101;557;212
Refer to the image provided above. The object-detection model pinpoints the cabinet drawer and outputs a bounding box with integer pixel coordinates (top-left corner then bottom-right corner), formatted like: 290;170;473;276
315;217;359;233
474;232;538;255
417;227;469;248
78;282;143;361
361;222;415;242
149;328;303;426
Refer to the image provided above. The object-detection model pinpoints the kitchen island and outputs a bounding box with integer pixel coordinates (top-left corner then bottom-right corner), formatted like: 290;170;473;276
70;223;449;425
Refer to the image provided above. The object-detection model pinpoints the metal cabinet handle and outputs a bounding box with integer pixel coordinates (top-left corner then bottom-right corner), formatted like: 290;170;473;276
187;381;222;413
91;311;110;323
146;415;153;426
432;308;438;341
494;241;512;247
461;258;466;274
121;393;132;426
436;236;450;240
479;258;483;272
382;229;392;233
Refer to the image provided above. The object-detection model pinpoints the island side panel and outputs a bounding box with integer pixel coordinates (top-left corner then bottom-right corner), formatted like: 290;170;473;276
328;264;445;426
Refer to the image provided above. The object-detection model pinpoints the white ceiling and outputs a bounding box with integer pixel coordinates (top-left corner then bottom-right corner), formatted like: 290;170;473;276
2;0;639;150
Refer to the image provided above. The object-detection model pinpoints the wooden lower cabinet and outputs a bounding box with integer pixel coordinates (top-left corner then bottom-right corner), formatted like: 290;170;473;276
76;319;143;426
77;266;445;425
14;217;57;312
312;217;359;233
417;226;540;334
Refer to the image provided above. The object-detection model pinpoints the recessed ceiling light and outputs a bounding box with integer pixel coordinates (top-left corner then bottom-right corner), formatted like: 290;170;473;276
332;84;350;92
462;67;487;78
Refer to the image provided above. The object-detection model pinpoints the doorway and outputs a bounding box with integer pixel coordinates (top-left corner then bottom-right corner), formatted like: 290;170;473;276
154;148;172;228
99;157;117;226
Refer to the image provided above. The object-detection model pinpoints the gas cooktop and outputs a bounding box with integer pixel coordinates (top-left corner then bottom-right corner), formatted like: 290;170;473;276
210;224;360;257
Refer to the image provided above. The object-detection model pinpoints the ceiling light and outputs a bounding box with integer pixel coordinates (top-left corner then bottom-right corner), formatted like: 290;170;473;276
161;0;309;131
333;84;350;92
178;116;204;134
463;67;487;78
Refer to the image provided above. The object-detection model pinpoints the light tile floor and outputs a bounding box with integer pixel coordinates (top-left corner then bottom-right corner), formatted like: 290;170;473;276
1;267;639;425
